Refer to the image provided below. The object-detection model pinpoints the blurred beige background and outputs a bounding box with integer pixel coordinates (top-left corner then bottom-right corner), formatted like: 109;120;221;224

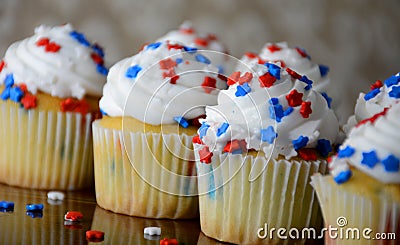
0;0;399;122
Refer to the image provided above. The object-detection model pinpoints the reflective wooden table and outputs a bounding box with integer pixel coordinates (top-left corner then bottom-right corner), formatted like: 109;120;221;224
0;183;229;244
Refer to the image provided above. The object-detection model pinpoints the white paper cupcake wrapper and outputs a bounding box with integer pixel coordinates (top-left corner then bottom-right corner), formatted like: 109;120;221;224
312;174;399;245
92;121;199;219
194;146;327;244
0;102;94;190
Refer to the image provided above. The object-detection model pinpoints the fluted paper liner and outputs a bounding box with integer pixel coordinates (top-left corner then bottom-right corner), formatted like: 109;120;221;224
92;120;199;219
0;101;94;190
311;174;399;245
195;146;327;245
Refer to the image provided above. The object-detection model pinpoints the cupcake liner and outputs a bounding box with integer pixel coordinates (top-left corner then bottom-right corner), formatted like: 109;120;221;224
194;147;327;245
311;174;399;245
92;121;199;219
90;205;200;244
0;101;94;190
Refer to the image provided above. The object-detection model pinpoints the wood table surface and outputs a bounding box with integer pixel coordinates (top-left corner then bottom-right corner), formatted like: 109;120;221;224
0;183;229;245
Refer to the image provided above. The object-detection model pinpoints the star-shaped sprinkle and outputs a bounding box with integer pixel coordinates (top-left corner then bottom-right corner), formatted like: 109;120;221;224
260;126;277;144
361;151;379;168
265;63;281;80
300;101;312;118
223;139;246;154
334;170;352;184
269;104;284;122
199;122;210;139
159;58;177;70
10;87;24;102
384;74;400;87
292;135;309;150
316;139;332;157
216;122;229;137
286;89;303;107
319;64;329;77
381;154;400;172
227;71;240;86
388;86;400;98
235;83;251;97
238;72;253;85
125;65;142;79
21;94;37;109
266;44;282;53
285;68;302;80
202;76;217;93
337;146;355;158
192;135;203;144
199;146;213;164
370;80;383;90
259;72;276;88
364;88;380;101
4;74;14;87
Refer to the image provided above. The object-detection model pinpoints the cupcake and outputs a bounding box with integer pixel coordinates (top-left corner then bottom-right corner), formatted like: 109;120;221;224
156;21;229;74
0;24;108;190
344;72;400;134
93;40;227;219
194;60;339;244
312;103;400;245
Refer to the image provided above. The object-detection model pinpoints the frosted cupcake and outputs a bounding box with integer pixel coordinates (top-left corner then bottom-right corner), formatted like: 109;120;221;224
194;61;339;244
93;40;226;219
344;72;400;133
0;24;108;190
312;103;400;245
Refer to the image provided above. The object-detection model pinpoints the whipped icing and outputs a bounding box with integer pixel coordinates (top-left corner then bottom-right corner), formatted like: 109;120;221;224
330;103;400;184
99;41;227;125
0;24;108;99
344;72;400;134
198;61;339;160
156;21;228;73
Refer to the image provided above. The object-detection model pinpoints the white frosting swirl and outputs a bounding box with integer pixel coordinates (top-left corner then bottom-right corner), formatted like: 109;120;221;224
0;24;108;99
156;21;228;73
99;41;227;125
344;72;400;133
330;103;400;184
199;62;339;159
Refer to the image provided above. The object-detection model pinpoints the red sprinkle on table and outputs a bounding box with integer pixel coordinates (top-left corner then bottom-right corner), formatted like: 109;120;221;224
86;230;104;242
64;211;83;221
160;238;178;245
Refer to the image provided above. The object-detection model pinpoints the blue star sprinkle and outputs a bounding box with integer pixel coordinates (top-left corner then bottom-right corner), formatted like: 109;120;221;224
4;74;14;87
216;122;229;137
265;63;281;80
260;126;277;144
381;154;400;172
319;64;330;77
334;170;352;184
292;135;309;150
361;151;379;168
388;86;400;98
337;146;355;158
235;83;251;97
316;139;332;157
125;65;142;79
384;74;400;87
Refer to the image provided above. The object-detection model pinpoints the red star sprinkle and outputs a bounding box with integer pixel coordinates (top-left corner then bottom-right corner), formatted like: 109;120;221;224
65;211;83;221
223;139;247;153
199;146;213;164
180;27;194;34
238;72;253;85
298;148;317;161
295;47;308;58
267;44;282;53
257;58;267;64
60;98;90;115
159;58;177;70
286;68;302;80
227;71;241;86
169;75;180;84
259;72;276;88
36;37;61;53
195;37;208;46
286;89;303;107
300;101;312;118
192;135;203;144
201;76;217;93
370;80;383;91
167;43;184;50
91;53;104;65
86;230;104;241
162;69;176;79
160;238;178;245
244;52;257;59
0;60;5;73
21;94;37;109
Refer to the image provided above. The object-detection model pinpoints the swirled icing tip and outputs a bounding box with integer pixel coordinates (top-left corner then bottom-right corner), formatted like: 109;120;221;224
330;103;400;184
196;60;339;162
